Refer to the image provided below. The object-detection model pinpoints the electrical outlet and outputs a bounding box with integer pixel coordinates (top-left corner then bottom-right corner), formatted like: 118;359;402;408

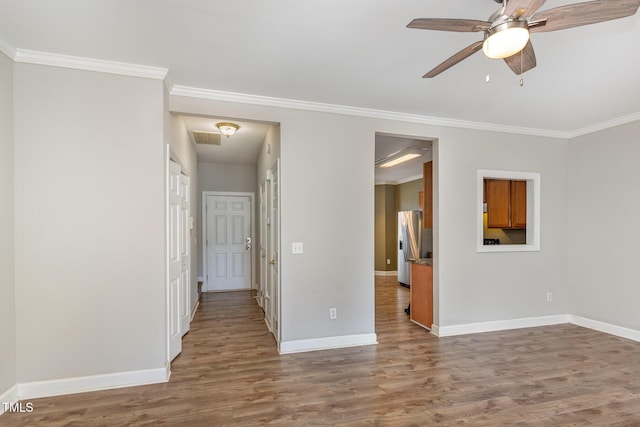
546;292;553;303
386;259;391;265
329;307;337;319
292;242;304;254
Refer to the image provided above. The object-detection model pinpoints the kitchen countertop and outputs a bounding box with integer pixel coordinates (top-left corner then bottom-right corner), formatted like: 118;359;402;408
412;258;433;266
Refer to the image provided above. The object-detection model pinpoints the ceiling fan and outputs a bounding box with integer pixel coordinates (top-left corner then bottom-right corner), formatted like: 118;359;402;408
408;0;640;78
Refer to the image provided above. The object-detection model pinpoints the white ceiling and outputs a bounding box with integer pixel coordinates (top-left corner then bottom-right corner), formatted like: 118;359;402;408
375;135;433;184
1;0;639;134
179;115;271;164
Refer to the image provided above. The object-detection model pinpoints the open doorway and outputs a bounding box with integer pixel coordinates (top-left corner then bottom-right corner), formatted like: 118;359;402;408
374;132;436;333
176;113;282;345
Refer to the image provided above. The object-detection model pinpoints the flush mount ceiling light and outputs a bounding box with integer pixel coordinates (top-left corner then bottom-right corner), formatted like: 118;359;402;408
482;20;529;59
377;153;423;168
216;122;239;137
375;145;429;169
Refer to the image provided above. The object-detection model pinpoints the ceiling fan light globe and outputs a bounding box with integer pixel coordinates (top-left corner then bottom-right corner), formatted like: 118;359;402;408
482;24;530;59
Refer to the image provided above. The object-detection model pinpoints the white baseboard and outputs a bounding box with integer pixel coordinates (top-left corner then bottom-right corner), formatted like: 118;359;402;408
437;314;570;337
430;324;440;337
0;384;19;415
569;315;640;343
279;333;377;354
17;365;170;400
374;270;397;277
190;300;199;322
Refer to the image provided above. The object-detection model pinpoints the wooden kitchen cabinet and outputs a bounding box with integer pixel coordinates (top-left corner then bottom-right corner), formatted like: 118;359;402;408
486;179;511;228
423;161;433;228
485;178;526;229
510;180;527;229
410;263;433;330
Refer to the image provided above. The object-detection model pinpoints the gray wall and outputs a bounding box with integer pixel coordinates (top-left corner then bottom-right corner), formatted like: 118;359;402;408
568;120;640;331
14;63;166;382
165;107;199;312
374;185;397;271
397;178;423;212
437;132;569;326
171;94;571;346
0;51;16;398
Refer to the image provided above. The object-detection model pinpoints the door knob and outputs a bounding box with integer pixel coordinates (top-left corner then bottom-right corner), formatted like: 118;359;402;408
246;244;252;251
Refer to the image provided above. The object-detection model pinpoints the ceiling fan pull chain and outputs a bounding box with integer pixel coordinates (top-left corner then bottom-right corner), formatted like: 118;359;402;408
519;49;525;87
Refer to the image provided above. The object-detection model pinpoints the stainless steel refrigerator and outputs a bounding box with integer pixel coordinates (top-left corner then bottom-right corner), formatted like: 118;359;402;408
397;210;422;287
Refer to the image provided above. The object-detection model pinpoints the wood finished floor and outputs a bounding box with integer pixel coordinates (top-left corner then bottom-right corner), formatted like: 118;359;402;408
4;276;640;426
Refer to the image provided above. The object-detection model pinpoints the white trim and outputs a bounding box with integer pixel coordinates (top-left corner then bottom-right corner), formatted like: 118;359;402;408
14;49;168;80
0;384;19;415
436;315;570;337
374;270;397;277
477;169;541;253
17;366;169;400
279;333;378;354
163;70;175;94
569;315;640;343
201;191;255;293
190;299;200;322
567;112;640;139
171;85;569;139
430;324;441;337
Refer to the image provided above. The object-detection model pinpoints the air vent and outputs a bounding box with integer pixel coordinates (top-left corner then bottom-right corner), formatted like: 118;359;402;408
193;131;221;146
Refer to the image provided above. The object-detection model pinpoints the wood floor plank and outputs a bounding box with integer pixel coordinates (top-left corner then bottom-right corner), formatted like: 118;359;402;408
2;275;640;425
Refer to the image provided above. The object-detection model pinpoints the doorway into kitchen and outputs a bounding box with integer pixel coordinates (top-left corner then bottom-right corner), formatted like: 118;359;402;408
374;132;436;333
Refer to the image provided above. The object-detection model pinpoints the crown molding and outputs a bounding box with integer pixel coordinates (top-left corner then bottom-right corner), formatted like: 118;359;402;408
14;49;168;80
567;111;640;139
163;70;174;94
171;85;570;139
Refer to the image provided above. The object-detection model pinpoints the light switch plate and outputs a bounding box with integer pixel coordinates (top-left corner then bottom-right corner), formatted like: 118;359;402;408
292;242;304;254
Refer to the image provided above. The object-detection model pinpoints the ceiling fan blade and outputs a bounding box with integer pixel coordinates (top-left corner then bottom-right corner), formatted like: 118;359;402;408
407;18;490;32
530;0;640;33
504;0;547;19
503;41;537;75
423;41;484;78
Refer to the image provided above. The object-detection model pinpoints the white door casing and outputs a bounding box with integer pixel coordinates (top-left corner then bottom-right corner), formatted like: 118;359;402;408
265;160;281;342
271;162;280;342
203;193;254;292
179;174;191;336
167;160;182;362
258;184;267;308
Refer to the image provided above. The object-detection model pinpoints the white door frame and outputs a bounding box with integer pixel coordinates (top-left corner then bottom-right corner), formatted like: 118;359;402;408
202;191;255;292
269;160;281;343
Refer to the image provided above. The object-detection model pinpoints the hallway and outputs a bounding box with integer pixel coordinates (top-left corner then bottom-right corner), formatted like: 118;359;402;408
3;277;640;425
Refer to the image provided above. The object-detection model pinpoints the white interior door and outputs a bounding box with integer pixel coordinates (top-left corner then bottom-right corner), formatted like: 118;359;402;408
265;161;280;340
206;195;252;291
179;174;190;336
271;162;280;341
167;160;182;361
258;184;267;308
